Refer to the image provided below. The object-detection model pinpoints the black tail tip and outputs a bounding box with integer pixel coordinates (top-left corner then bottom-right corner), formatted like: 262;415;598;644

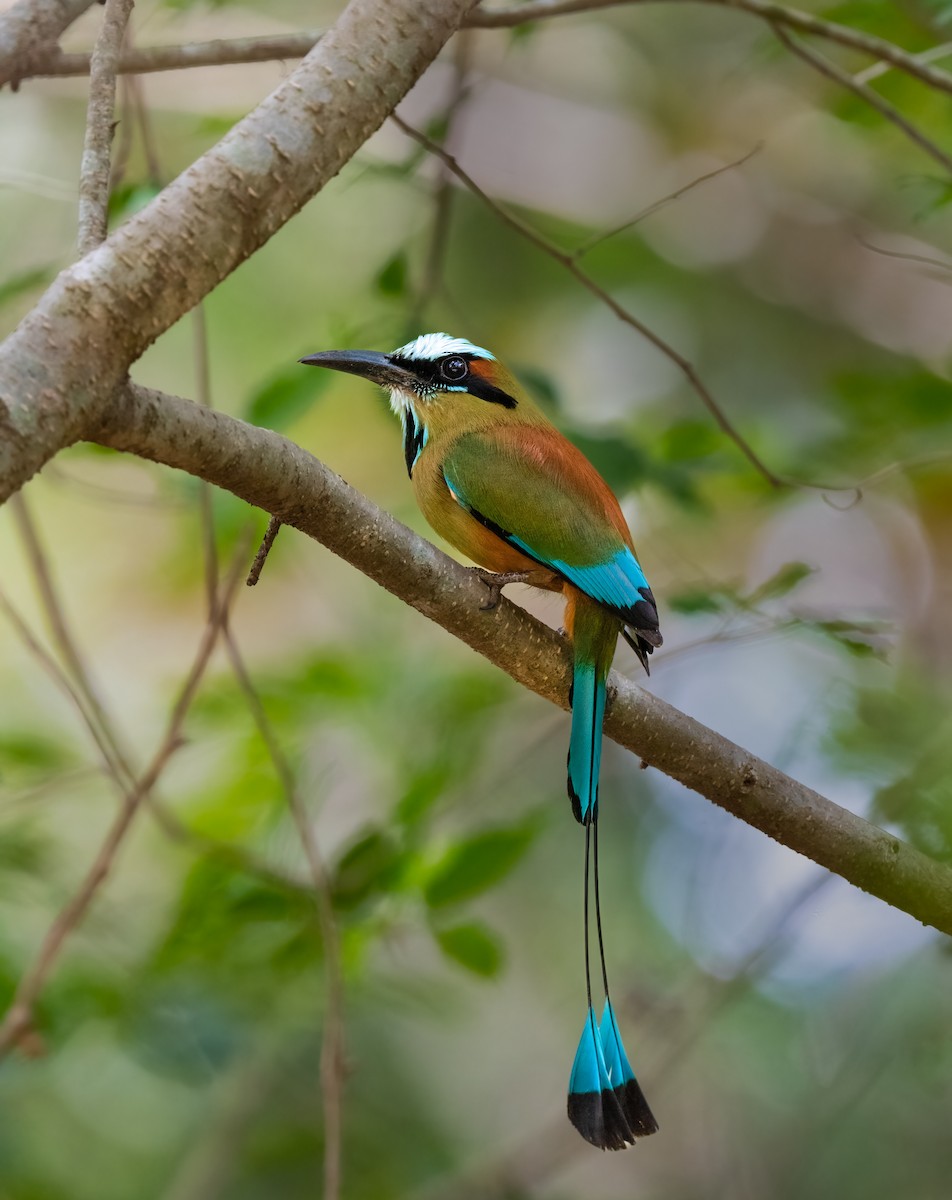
567;1086;658;1151
566;754;597;825
619;1078;659;1137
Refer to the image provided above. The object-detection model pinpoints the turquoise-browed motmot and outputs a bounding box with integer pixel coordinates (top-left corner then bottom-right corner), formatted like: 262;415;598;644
301;333;661;1151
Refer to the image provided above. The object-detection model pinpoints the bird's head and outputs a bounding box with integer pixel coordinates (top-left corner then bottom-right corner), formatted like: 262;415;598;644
300;332;527;427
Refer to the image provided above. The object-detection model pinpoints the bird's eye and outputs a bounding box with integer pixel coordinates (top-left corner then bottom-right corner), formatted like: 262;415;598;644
439;355;468;382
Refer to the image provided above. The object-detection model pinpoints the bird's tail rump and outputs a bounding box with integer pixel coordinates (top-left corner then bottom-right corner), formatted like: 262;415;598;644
565;591;617;825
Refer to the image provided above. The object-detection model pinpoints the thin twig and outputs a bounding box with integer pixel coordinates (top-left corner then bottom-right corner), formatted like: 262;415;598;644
10;493;133;782
391;113;784;487
0;578;312;892
572;142;762;260
771;22;952;179
856;232;952;276
77;0;135;255
0;542;250;1058
247;515;282;586
0;587;121;782
854;38;952;86
222;631;346;1200
409;31;475;329
8;491;310;891
470;0;952;100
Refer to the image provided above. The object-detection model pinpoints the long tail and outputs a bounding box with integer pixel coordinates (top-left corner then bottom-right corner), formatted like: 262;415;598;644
565;590;617;826
564;589;658;1149
567;820;658;1149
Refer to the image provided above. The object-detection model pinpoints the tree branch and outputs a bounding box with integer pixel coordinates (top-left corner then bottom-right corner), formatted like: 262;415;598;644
392;114;784;488
0;0;94;89
0;0;475;506
13;0;952;107
772;22;952;179
470;1;952;100
87;382;952;939
77;0;134;254
26;31;325;79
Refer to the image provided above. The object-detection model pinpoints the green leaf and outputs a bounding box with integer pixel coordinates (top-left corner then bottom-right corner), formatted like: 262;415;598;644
376;251;408;298
108;181;162;223
810;619;887;659
508;21;536;44
0;732;73;772
0;821;50;878
423;820;538;909
659;418;722;462
434;921;504;977
332;827;402;909
747;562;814;604
395;765;453;830
667;586;730;615
247;365;330;429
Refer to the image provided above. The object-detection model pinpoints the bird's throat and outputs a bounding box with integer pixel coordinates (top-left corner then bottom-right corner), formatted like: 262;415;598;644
400;397;428;478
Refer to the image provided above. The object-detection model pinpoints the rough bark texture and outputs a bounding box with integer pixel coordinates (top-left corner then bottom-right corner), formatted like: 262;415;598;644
0;0;475;505
0;0;93;88
89;384;952;938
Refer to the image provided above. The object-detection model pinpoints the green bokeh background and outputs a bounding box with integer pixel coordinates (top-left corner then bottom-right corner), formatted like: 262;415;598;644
2;1;952;1196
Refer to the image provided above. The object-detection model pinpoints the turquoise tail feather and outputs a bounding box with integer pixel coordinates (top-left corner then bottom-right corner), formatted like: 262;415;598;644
567;659;606;825
598;999;658;1138
567;1005;633;1151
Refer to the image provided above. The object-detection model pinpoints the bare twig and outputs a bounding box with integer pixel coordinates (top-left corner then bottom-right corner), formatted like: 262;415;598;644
247;515;282;586
10;493;132;778
222;631;346;1200
772;23;952;179
854;39;952;86
856;233;952;277
77;0;135;255
7;492;309;892
391;113;784;487
470;1;952;100
572;142;762;260
0;541;251;1058
409;31;475;329
26;30;325;79
0;587;121;782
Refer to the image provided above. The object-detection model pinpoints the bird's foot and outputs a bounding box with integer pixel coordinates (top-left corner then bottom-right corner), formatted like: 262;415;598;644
472;568;531;610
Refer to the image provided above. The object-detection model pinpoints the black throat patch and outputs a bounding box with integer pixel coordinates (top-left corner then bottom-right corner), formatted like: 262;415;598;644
403;406;427;478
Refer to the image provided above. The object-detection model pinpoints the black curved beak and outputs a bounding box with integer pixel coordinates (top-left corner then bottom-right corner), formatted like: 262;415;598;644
298;349;415;390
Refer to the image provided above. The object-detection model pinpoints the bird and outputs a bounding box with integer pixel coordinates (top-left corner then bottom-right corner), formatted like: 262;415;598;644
300;332;661;1150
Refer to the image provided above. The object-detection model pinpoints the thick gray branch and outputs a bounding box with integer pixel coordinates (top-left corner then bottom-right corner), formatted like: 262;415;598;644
0;0;474;505
88;383;952;939
0;0;93;88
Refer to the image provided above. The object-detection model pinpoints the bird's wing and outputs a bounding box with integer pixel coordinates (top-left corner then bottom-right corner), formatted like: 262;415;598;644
442;426;660;641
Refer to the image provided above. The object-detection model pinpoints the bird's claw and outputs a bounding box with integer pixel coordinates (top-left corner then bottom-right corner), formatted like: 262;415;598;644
472;568;531;610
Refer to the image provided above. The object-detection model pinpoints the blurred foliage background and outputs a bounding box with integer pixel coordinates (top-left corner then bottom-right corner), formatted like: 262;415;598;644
2;0;952;1196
